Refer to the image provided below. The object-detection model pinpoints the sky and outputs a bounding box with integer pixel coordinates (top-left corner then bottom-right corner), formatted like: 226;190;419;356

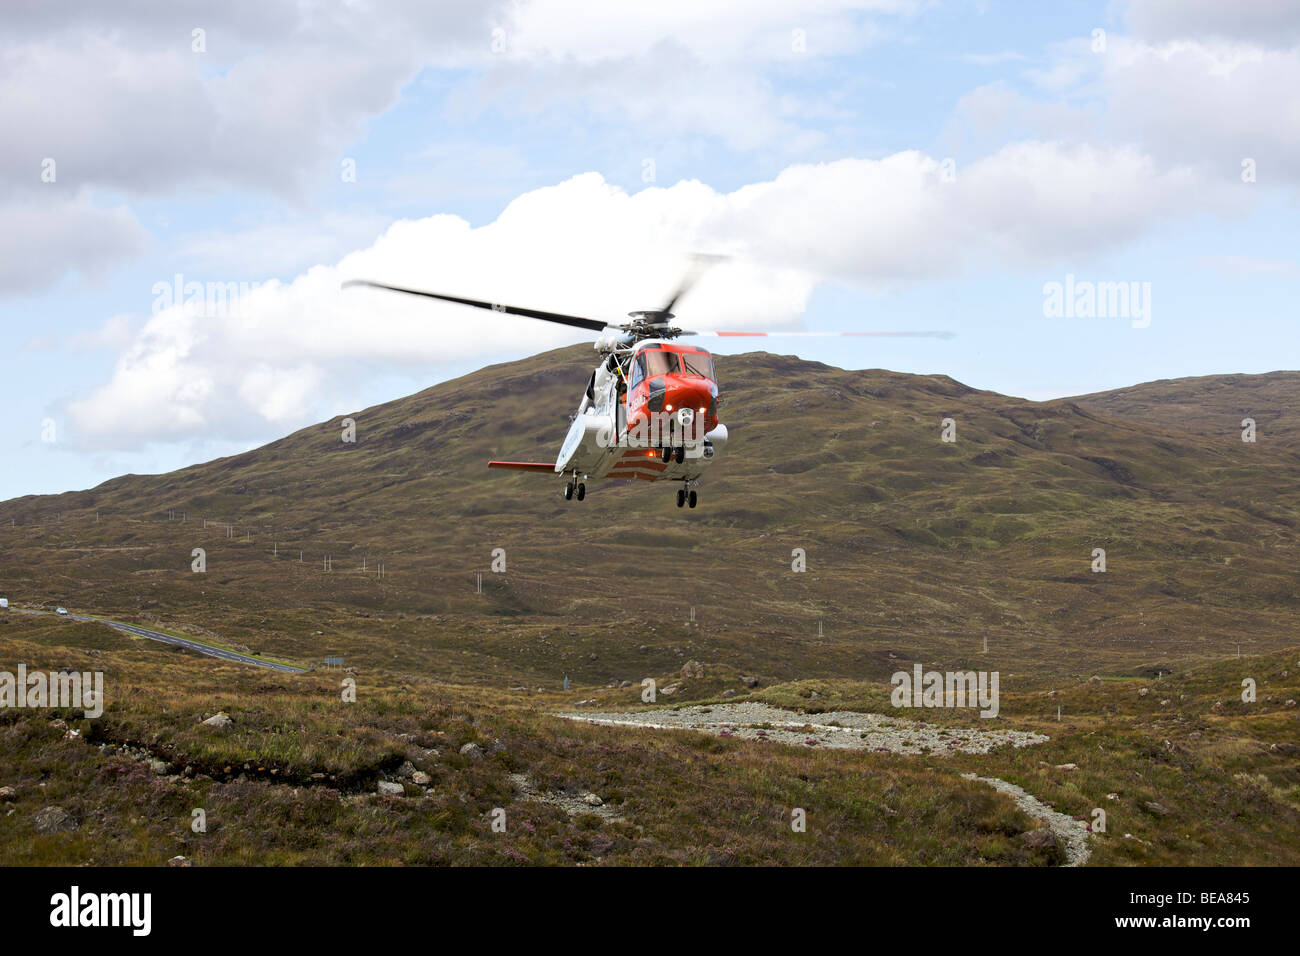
2;0;1297;500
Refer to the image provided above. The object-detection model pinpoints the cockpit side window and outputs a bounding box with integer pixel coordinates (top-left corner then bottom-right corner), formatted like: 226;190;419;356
629;352;646;388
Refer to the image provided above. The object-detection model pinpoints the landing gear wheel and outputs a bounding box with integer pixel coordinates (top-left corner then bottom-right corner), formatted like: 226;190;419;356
660;446;671;462
688;489;698;508
676;488;686;508
576;482;586;501
675;446;685;464
564;481;574;500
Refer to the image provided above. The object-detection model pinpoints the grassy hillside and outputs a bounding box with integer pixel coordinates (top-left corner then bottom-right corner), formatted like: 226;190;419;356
1069;370;1300;449
1;348;1295;687
1;349;1297;865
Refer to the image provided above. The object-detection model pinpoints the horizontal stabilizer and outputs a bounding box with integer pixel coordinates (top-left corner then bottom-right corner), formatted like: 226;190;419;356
488;461;557;473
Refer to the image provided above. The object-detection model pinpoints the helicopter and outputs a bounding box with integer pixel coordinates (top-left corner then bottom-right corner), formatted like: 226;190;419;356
343;258;951;508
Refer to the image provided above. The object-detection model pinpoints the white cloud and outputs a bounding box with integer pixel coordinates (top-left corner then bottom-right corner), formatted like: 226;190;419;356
456;1;921;156
1126;0;1300;48
948;29;1300;188
171;212;394;278
0;0;915;202
722;143;1204;278
0;195;149;295
0;0;923;299
1102;38;1300;184
65;142;1212;450
0;2;514;298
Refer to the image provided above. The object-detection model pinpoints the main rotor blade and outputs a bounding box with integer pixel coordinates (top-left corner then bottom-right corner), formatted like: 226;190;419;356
683;330;956;339
342;279;607;332
660;253;728;317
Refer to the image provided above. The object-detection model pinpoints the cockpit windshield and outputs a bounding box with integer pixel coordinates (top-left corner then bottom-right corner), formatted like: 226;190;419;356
679;350;714;379
642;348;714;380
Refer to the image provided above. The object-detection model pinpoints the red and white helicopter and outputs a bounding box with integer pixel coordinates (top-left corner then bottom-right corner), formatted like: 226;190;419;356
345;260;949;508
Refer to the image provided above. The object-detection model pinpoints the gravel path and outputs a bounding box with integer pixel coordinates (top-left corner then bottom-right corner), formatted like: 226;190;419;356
556;702;1089;864
963;772;1092;866
557;701;1048;755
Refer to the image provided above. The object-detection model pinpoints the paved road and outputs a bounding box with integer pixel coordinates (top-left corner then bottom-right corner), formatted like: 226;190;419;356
6;607;306;674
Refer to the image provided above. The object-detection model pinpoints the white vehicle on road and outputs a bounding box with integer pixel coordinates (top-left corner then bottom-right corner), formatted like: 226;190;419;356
55;607;69;616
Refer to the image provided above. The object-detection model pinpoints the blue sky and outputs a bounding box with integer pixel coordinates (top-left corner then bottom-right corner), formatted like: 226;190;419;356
2;0;1297;499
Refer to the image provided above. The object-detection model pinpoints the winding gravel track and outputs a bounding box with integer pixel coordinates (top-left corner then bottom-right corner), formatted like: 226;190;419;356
963;772;1092;866
560;701;1091;863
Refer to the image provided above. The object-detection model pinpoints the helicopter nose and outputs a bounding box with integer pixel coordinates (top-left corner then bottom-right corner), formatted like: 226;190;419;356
662;379;716;428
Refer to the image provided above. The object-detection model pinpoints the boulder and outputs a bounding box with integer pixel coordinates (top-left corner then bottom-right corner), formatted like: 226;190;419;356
201;712;233;729
739;675;760;688
376;781;404;796
411;771;431;786
0;786;14;801
34;806;78;834
1020;827;1065;864
681;660;705;680
459;743;485;761
168;856;192;867
1021;827;1058;850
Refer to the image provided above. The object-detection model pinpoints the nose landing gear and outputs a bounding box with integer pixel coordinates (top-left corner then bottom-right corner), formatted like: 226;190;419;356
564;475;587;501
